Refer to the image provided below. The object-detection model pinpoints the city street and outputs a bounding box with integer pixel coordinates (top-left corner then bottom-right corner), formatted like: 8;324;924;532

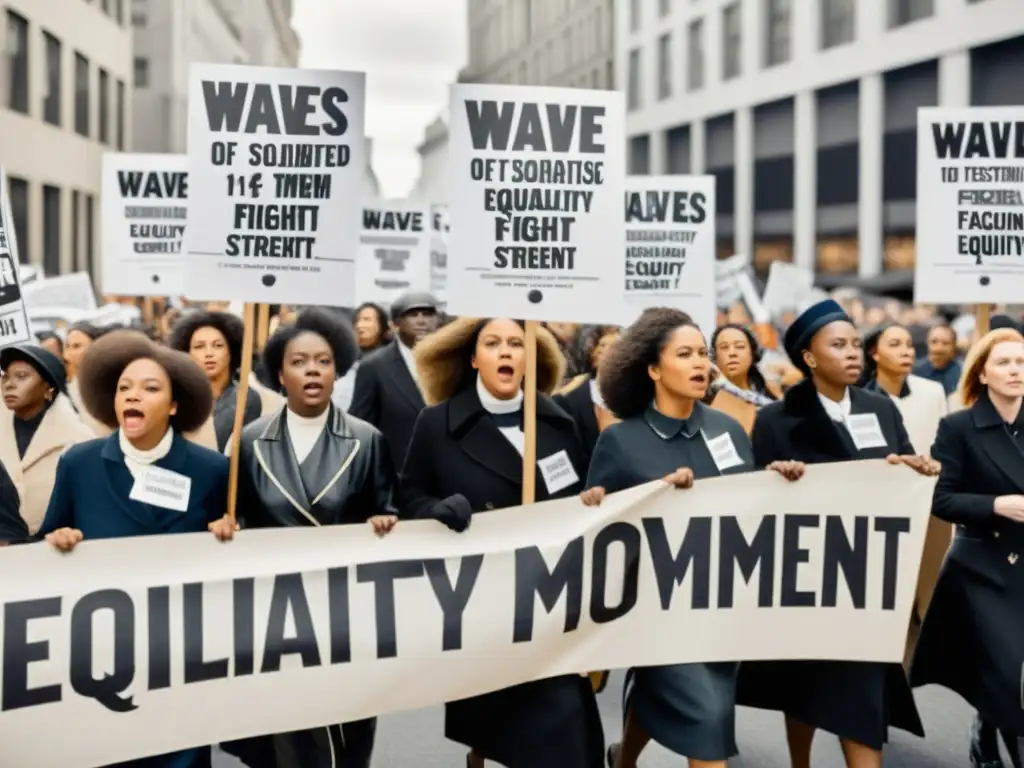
214;671;984;767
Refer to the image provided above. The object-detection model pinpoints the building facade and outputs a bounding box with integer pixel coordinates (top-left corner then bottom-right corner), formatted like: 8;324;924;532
412;0;616;201
619;0;1024;280
1;0;132;280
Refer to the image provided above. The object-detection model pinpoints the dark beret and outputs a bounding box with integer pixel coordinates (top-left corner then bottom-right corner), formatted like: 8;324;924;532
783;298;853;370
0;343;66;394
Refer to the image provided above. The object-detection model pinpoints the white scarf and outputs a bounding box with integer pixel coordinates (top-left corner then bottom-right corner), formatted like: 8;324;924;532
286;407;330;464
477;375;525;455
119;427;174;478
589;378;608;410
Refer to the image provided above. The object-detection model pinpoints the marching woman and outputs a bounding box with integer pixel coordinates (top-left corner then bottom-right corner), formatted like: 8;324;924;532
708;323;782;435
353;301;391;355
555;325;621;459
168;309;282;452
912;328;1024;768
579;308;803;768
396;316;604;768
0;343;93;534
222;307;393;768
738;299;937;768
37;330;233;768
64;321;114;435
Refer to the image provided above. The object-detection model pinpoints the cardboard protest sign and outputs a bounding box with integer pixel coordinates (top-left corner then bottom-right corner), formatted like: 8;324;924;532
355;201;431;306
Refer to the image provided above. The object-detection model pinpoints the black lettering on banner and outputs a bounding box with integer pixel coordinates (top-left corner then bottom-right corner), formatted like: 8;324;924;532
260;573;321;673
363;208;425;232
147;586;171;690
424;556;484;652
69;590;138;713
512;537;584;643
717;516;776;609
233;577;256;676
201;81;349;136
781;515;819;608
118;171;189;199
464;101;604;153
356;560;425;659
625;191;706;224
875;517;911;610
119;170;188;258
821;517;869;608
931;121;1024;160
1;597;62;711
589;522;641;623
326;567;352;664
642;517;711;610
623;189;707;294
183;583;229;684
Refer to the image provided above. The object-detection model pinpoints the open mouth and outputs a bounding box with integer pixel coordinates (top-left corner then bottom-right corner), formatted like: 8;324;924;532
690;374;707;385
122;408;145;431
497;364;515;378
303;382;324;395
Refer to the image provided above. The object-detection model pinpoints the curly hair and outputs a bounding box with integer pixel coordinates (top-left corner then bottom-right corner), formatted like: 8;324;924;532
76;330;214;433
597;307;700;419
710;323;776;400
261;306;359;383
167;310;246;373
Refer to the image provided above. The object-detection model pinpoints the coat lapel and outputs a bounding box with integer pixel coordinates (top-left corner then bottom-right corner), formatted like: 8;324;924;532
971;394;1024;494
386;343;426;411
252;409;317;525
449;389;523;486
785;380;857;461
22;396;79;471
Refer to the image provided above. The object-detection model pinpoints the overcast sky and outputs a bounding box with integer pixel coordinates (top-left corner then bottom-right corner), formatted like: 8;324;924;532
293;0;466;199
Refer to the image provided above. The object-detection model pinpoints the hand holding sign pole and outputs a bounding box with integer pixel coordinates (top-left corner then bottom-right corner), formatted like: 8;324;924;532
227;303;256;518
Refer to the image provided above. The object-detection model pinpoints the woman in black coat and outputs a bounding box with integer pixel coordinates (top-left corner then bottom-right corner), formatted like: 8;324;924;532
396;316;604;768
911;327;1024;768
554;325;621;461
579;308;803;768
737;299;938;768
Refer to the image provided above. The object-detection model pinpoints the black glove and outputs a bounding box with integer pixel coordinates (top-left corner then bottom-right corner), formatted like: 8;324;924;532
430;493;473;533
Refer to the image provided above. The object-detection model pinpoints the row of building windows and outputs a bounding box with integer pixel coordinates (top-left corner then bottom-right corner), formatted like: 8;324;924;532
5;10;127;149
628;0;995;109
6;177;95;276
90;0;126;27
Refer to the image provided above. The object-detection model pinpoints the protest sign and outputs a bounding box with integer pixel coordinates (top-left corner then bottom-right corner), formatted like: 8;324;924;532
446;84;626;322
101;153;187;297
430;204;449;305
0;168;31;348
22;272;97;313
622;176;716;332
355;201;431;306
0;460;930;767
183;63;366;305
761;261;816;320
915;106;1024;303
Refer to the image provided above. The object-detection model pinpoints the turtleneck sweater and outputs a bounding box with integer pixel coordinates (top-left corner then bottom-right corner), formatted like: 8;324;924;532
477;375;524;455
119;427;174;478
286;407;330;464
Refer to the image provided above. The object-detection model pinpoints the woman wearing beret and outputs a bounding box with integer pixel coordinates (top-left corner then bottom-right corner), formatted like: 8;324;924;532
737;299;937;768
222;307;394;768
912;328;1024;768
0;343;93;533
579;309;802;768
396;316;604;768
38;330;234;768
168;309;284;452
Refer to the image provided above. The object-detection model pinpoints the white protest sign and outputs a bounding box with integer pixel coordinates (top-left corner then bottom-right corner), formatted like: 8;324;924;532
915;107;1024;303
715;253;749;307
355;201;431;306
622;176;716;333
183;63;366;305
0;460;931;768
430;204;449;305
0;168;32;348
446;84;626;323
101;153;187;297
22;272;97;312
761;261;815;319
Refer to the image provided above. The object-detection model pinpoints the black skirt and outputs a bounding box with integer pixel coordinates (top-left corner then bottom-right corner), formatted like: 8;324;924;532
446;674;604;768
220;719;375;768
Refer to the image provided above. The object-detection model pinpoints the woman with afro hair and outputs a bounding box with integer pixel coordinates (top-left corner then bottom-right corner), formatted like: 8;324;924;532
168;309;284;452
220;307;394;768
38;330;235;768
396;316;604;768
580;308;804;768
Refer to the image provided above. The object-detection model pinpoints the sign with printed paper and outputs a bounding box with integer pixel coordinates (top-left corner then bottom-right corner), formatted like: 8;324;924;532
430;204;449;305
0;168;31;348
355;201;431;306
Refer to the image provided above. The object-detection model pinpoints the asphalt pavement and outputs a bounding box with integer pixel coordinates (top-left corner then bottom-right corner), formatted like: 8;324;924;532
213;671;990;766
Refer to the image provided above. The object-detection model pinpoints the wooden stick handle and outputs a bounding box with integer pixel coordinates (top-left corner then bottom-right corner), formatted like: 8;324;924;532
521;320;538;505
226;302;257;518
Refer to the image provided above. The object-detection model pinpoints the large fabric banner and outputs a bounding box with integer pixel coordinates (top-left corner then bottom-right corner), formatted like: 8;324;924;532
0;460;932;767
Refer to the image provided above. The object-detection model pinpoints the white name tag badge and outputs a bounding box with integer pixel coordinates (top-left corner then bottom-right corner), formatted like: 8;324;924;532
845;413;889;451
130;466;192;512
702;430;745;472
537;450;580;495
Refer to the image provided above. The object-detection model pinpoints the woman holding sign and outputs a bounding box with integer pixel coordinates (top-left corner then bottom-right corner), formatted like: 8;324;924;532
396;316;603;768
222;307;394;768
579;308;803;768
37;330;234;768
738;299;937;768
912;328;1024;768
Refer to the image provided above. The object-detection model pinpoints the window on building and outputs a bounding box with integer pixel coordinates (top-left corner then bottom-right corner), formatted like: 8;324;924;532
84;194;95;276
629;0;640;32
722;3;741;80
564;28;572;67
72;191;80;271
822;0;855;48
99;68;110;144
116;0;124;24
7;177;28;263
134;57;149;88
517;61;527;84
43;32;62;126
116;79;125;150
43;186;61;276
74;53;90;137
595;7;603;45
102;0;113;15
765;0;792;67
6;11;29;114
591;67;600;88
888;0;934;28
687;19;704;91
606;60;614;90
659;0;672;17
657;33;672;100
627;48;641;110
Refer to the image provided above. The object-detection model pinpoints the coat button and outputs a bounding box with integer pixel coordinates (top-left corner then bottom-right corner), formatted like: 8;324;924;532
994;531;1001;538
485;502;495;510
1009;553;1019;565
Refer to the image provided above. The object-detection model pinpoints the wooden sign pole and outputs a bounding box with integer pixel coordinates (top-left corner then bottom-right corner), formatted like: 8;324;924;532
976;303;991;338
256;303;271;350
226;302;257;518
521;320;539;505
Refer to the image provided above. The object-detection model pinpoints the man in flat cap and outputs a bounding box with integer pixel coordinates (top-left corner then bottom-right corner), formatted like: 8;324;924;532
350;291;440;472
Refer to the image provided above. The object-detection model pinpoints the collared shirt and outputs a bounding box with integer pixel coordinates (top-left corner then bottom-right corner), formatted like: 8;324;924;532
397;339;419;385
644;401;705;441
818;387;852;424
